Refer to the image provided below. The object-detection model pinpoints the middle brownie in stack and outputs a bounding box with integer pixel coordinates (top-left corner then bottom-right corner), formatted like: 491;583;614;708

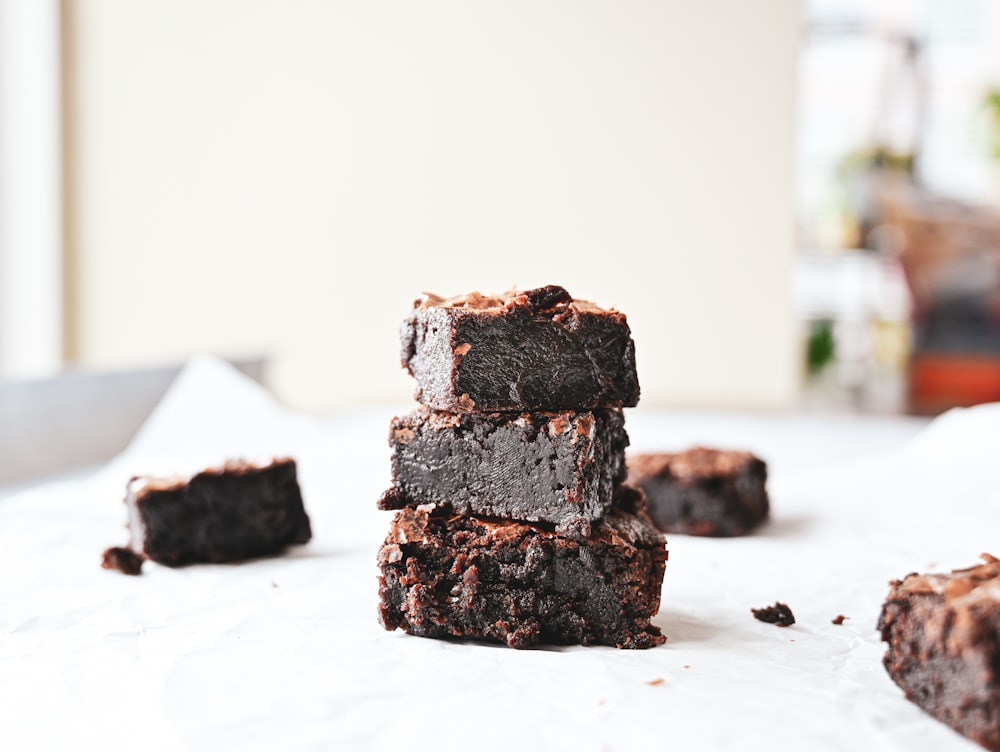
376;285;667;650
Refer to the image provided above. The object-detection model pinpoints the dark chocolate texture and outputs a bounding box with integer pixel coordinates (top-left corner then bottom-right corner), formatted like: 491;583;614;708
878;555;1000;751
400;286;640;413
123;458;312;567
627;448;769;537
379;406;628;536
377;500;666;650
752;602;795;627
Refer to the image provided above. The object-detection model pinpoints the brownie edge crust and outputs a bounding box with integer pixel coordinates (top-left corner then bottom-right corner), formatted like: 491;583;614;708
377;501;667;650
878;555;1000;752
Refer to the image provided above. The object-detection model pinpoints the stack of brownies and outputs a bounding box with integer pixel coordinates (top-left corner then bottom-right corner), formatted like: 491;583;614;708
376;285;666;649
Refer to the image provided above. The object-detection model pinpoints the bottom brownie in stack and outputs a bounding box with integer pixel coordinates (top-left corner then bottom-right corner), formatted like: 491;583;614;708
377;492;666;649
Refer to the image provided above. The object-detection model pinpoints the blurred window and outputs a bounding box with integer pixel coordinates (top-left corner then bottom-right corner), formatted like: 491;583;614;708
800;0;1000;248
798;0;1000;414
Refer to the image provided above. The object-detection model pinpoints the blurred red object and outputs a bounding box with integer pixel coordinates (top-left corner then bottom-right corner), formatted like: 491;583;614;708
909;353;1000;415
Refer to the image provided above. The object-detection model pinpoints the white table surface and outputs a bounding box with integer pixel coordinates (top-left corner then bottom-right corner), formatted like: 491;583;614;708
2;357;996;752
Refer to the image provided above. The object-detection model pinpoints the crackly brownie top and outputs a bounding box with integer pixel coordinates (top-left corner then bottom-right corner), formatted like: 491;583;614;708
630;447;760;483
412;285;613;316
894;554;1000;605
128;457;297;499
387;502;664;551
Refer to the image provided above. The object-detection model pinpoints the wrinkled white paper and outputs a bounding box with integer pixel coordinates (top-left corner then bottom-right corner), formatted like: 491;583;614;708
2;357;997;751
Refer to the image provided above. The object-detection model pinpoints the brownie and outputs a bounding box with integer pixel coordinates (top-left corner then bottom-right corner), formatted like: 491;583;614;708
377;499;667;650
878;555;1000;751
378;406;628;537
627;448;769;537
400;285;640;413
118;458;312;567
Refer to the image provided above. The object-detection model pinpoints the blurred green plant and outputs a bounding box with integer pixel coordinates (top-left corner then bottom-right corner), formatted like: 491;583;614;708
807;319;836;375
987;88;1000;160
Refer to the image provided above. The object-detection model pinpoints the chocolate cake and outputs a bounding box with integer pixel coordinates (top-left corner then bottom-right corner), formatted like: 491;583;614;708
400;285;640;413
627;447;769;537
379;406;628;537
106;458;311;570
378;500;666;649
878;555;1000;751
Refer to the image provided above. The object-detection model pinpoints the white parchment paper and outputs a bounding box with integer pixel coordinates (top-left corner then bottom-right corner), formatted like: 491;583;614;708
2;357;997;751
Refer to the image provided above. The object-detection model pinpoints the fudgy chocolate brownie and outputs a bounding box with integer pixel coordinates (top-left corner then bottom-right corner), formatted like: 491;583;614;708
114;458;311;568
377;499;666;649
400;285;640;413
378;406;628;537
627;447;769;537
878;555;1000;751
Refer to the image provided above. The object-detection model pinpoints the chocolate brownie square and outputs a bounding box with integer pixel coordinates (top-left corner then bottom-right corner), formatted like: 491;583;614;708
378;406;628;537
627;447;769;537
377;498;666;650
114;458;311;568
878;555;1000;751
400;285;640;413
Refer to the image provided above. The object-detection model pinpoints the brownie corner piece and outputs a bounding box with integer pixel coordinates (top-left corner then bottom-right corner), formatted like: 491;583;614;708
377;504;666;650
126;457;312;567
399;285;640;412
627;447;769;537
383;406;628;533
878;555;1000;751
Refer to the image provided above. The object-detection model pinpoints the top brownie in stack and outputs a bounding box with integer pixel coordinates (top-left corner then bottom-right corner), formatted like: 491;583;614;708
400;284;640;413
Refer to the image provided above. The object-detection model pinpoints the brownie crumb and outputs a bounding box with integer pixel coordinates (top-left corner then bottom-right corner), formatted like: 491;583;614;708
101;546;144;576
831;614;848;625
752;602;795;627
525;284;572;312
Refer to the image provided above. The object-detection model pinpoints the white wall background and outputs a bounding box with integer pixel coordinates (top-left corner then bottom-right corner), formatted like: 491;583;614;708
65;0;800;410
0;0;62;379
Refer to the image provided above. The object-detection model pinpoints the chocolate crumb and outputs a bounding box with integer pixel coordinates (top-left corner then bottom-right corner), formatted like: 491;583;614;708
751;601;795;627
524;285;572;312
831;614;848;625
101;546;144;576
647;678;665;686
